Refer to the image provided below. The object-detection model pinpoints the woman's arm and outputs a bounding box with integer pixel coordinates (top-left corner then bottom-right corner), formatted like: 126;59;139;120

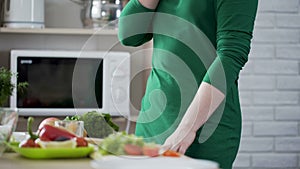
203;0;258;93
118;0;159;46
138;0;160;9
163;82;225;154
162;0;258;154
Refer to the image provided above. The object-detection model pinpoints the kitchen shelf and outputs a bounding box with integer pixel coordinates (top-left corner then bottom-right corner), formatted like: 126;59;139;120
0;27;118;35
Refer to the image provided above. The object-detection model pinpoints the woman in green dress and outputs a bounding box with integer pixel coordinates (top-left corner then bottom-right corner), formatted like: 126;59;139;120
118;0;258;168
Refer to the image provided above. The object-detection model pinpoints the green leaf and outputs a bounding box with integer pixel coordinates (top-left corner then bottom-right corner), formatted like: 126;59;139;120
0;67;28;107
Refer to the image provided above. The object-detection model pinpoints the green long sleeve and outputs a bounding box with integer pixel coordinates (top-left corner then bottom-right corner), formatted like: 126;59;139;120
118;0;154;46
202;0;258;93
119;0;258;94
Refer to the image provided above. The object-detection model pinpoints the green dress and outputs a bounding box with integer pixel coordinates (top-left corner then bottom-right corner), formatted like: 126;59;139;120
118;0;258;168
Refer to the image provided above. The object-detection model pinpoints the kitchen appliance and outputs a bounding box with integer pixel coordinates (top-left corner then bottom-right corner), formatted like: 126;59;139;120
70;0;122;28
10;50;130;117
2;0;44;28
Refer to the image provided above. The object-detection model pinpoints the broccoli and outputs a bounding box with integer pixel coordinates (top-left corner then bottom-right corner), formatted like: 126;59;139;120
76;111;119;138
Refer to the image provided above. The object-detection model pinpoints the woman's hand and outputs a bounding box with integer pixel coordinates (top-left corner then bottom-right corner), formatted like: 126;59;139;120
162;82;225;154
138;0;160;9
162;125;196;154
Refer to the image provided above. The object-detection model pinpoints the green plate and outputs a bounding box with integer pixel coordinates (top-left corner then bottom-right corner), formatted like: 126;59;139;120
7;143;95;159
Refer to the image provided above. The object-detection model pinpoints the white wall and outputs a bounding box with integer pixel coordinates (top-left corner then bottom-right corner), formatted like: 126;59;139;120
233;0;300;168
45;0;82;28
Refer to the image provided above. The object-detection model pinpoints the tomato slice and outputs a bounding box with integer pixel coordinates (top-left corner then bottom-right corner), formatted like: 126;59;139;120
142;146;159;157
124;144;143;155
75;137;88;147
19;139;40;148
162;150;181;157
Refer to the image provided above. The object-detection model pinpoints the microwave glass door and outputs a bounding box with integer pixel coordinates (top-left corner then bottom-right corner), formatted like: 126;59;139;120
17;57;103;109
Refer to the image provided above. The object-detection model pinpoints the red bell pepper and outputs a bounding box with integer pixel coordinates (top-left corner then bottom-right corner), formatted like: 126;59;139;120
39;124;76;141
38;124;88;147
162;150;181;157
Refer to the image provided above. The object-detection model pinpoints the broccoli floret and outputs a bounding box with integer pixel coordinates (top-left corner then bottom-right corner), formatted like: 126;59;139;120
79;111;119;138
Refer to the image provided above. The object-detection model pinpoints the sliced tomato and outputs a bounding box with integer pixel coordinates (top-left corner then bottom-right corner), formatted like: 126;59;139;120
75;137;88;147
162;150;181;157
142;146;159;157
19;139;40;148
124;144;143;155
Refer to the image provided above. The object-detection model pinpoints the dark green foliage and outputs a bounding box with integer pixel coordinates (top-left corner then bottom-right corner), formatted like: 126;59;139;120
0;67;28;107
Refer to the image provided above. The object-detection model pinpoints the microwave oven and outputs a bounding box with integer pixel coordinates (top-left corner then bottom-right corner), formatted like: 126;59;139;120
10;50;130;117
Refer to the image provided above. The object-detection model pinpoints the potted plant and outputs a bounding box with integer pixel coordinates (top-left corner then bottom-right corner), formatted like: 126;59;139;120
0;67;26;155
0;67;28;107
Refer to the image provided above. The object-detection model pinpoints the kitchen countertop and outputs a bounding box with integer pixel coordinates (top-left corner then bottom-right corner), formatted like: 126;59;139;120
1;144;220;169
0;153;94;169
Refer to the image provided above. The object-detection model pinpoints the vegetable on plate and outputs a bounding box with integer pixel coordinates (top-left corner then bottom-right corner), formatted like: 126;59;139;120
19;117;88;148
77;111;119;138
38;117;60;131
96;132;180;157
162;150;181;157
38;124;88;147
19;117;40;148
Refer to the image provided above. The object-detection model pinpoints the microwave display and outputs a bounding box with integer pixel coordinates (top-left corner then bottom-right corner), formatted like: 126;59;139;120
17;57;103;109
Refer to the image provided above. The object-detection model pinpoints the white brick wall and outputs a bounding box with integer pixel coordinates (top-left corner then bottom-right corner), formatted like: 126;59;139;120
252;154;298;168
233;0;300;168
253;91;299;105
276;45;300;60
275;107;300;120
253;60;299;75
242;106;274;121
239;137;274;152
253;122;298;136
275;137;300;152
242;122;253;137
258;0;299;12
